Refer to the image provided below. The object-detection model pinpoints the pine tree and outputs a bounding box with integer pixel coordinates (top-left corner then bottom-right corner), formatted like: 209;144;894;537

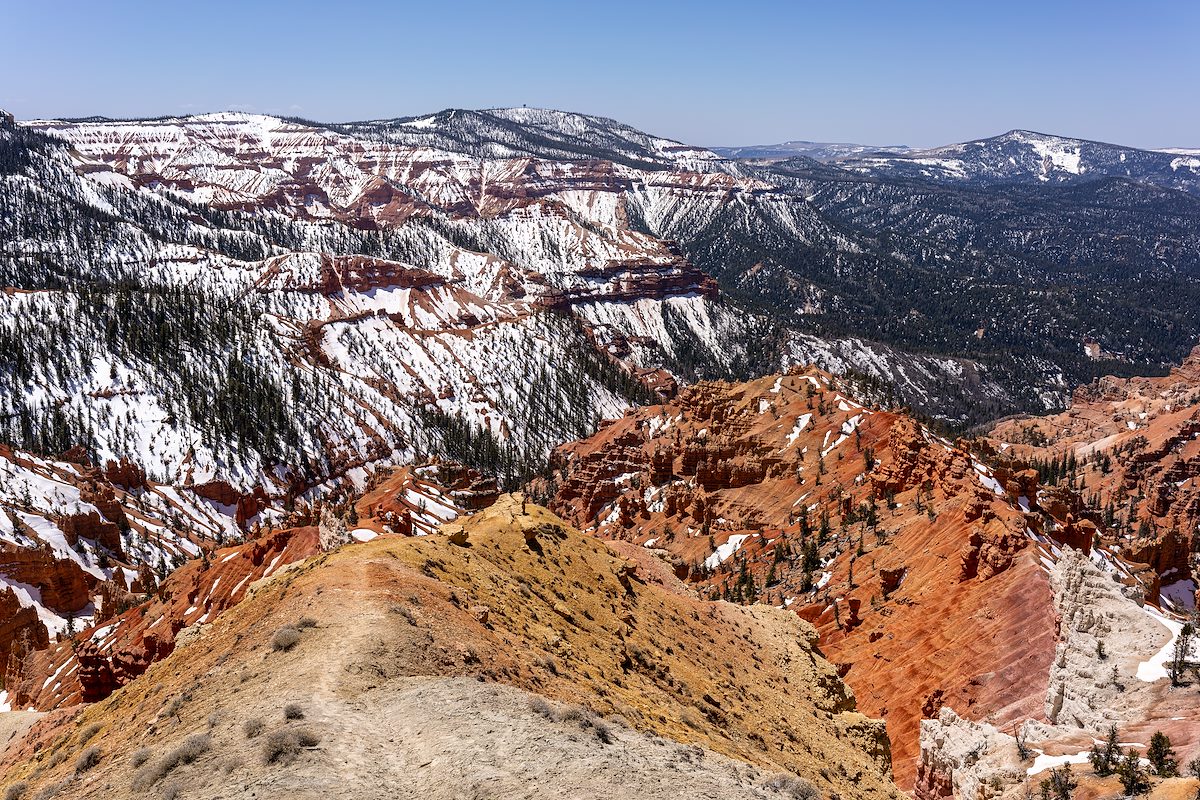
1116;749;1150;796
1090;725;1120;776
1039;765;1076;800
1147;732;1178;777
1170;621;1194;686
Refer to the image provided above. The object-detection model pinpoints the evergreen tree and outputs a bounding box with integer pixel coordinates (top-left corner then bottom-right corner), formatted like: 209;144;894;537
1147;732;1178;777
1116;749;1150;796
1090;725;1120;777
1039;765;1076;800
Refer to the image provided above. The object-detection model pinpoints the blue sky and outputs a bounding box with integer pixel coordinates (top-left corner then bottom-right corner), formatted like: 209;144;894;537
2;0;1196;148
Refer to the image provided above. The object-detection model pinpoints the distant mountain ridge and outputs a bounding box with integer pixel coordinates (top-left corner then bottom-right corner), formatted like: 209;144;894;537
338;107;724;170
833;128;1200;194
714;130;1200;191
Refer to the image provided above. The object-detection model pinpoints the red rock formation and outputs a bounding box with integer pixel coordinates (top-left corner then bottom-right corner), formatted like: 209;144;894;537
544;371;1067;787
6;524;321;709
191;480;268;530
103;458;146;490
56;511;121;554
0;549;93;613
0;587;49;675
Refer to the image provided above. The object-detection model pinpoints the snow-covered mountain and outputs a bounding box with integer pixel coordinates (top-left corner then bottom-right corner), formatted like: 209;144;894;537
835;129;1200;193
5;111;732;492
6;107;1200;546
8;106;1200;481
1;108;752;670
338;107;725;170
5;102;1200;800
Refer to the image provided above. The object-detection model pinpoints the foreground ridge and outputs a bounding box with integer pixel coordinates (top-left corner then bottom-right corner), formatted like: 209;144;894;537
0;495;898;800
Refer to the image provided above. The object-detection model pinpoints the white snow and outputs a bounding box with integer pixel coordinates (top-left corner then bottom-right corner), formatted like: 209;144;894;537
1160;578;1196;612
401;116;437;129
784;413;813;448
974;462;1005;496
820;414;862;457
1027;136;1083;176
1027;749;1091;775
350;528;378;542
704;534;750;570
1134;605;1186;682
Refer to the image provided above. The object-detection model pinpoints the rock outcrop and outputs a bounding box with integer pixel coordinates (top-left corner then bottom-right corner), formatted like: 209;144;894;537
543;371;1067;787
0;445;251;673
991;348;1200;611
915;708;1026;800
0;549;93;613
1043;548;1172;730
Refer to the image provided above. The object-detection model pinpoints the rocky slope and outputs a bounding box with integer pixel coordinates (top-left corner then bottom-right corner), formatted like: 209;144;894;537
1;462;486;712
990;347;1200;614
0;495;899;800
542;367;1200;792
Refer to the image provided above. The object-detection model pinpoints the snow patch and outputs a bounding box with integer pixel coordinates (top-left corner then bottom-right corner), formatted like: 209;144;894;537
704;534;750;570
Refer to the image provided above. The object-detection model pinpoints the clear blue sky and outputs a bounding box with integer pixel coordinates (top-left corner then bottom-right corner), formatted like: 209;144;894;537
2;0;1196;148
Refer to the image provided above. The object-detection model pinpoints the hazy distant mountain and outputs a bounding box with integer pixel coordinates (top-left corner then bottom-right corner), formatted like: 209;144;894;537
712;140;912;162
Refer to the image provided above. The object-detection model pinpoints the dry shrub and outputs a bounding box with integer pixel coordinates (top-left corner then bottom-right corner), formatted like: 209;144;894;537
131;733;212;790
261;728;321;765
272;627;301;652
764;774;821;800
74;746;101;773
528;698;613;744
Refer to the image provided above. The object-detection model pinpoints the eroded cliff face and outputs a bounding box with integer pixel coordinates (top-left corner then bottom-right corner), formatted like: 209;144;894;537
4;524;321;710
915;709;1027;800
912;548;1200;800
541;371;1062;784
544;367;1200;792
907;352;1200;800
1043;549;1168;730
29;113;730;317
2;463;487;711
